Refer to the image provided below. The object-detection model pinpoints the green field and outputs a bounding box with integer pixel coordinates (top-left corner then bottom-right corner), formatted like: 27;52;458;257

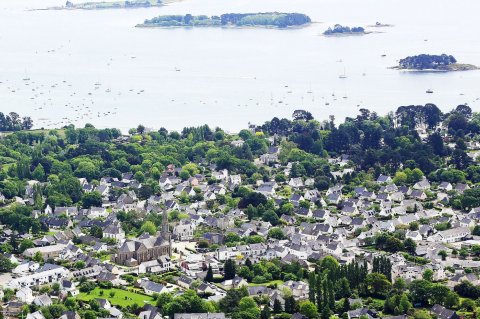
76;287;155;307
248;280;284;287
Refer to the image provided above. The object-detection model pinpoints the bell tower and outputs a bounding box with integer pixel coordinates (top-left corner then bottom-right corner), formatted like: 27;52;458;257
161;210;171;241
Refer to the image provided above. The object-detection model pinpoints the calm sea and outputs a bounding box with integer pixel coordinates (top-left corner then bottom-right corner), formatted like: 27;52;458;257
1;0;479;132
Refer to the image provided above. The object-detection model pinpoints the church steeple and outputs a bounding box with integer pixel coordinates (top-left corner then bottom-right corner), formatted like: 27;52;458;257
161;210;171;241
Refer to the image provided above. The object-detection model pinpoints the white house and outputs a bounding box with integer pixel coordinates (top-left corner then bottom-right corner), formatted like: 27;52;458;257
7;264;70;289
173;223;195;241
427;227;470;243
16;287;34;303
138;256;172;274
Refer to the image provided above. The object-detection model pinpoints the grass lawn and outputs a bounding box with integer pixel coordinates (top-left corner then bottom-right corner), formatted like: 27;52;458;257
248;280;284;287
99;254;112;262
76;287;155;307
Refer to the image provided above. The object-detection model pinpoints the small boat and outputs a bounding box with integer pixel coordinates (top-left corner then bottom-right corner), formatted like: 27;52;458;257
381;53;387;57
339;67;347;79
426;89;433;94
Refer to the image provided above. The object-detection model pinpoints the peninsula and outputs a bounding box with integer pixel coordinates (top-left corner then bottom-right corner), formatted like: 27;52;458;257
39;0;161;10
323;24;367;36
136;12;312;28
393;54;478;71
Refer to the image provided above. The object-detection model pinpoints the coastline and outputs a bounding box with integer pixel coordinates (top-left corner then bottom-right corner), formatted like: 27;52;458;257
136;22;313;29
366;24;394;28
32;1;163;11
321;31;379;37
390;63;479;72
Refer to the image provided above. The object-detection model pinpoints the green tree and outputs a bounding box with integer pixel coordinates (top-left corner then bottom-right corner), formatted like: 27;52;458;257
82;191;102;208
33;251;43;262
273;299;283;313
90;225;103;238
140;221;157;235
32;164;46;181
299;301;319;319
365;273;391;298
268;227;285;240
205;265;214;282
423;269;433;282
438;250;447;261
238;296;260;318
398;293;412;314
0;255;13;272
224;259;236;280
19;239;34;253
260;305;271;319
285;295;297;314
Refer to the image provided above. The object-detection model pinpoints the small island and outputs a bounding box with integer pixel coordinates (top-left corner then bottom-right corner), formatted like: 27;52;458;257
367;21;394;28
136;12;312;28
323;24;367;36
40;0;161;10
393;54;478;71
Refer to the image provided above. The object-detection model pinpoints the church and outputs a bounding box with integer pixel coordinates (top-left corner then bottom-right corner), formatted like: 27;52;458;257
112;211;172;267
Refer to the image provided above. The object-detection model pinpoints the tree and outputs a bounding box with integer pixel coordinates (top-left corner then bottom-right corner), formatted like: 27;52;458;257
82;191;102;208
461;299;475;312
404;238;417;255
398;293;412;314
140;221;157;235
273;299;283;313
308;272;316;303
409;280;432;306
461;188;480;210
438;250;447;261
33;251;43;263
90;225;103;238
337;277;351;299
156;293;173;311
285;295;297;314
32;164;46;181
293;110;314;122
268;227;285;240
205;265;214;282
423;269;434;282
365;273;391;298
0;254;13;272
224;259;236;280
238;297;260;318
299;301;318;319
262;210;279;226
260;305;271;319
74;161;99;181
137;125;146;134
19;239;34;253
320;304;332;319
